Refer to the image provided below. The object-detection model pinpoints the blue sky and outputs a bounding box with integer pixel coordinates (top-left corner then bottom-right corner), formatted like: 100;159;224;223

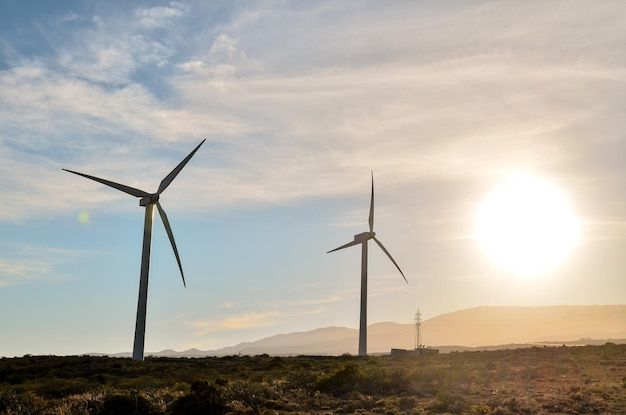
1;0;625;357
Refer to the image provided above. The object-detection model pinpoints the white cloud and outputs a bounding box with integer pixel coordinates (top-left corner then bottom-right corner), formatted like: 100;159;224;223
135;2;188;29
0;0;624;225
176;33;253;88
0;56;246;222
46;3;187;86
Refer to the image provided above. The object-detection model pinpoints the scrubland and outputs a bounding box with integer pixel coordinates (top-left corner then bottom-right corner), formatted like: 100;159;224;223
0;343;625;414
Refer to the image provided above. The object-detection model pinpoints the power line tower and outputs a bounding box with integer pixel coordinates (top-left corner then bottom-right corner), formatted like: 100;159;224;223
414;308;423;349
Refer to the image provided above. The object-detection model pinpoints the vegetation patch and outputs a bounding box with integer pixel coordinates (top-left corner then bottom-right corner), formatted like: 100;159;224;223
0;344;625;414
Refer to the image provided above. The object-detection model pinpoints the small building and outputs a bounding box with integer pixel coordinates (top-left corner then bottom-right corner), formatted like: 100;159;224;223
390;347;439;356
390;308;440;356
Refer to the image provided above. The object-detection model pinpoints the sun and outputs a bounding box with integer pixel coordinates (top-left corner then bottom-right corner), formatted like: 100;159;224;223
475;176;579;276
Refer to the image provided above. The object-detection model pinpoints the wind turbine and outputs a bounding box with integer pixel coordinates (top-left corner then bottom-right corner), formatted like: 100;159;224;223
63;139;205;360
328;172;407;356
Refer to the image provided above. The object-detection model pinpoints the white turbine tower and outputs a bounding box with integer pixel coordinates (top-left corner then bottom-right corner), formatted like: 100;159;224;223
328;172;407;356
63;139;205;360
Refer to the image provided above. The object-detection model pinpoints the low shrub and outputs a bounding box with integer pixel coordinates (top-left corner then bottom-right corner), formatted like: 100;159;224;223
94;392;159;415
228;379;277;414
428;390;467;414
168;380;227;415
314;363;360;396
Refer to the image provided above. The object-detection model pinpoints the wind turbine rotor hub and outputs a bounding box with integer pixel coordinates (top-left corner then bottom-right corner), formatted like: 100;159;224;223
139;194;160;207
354;231;375;241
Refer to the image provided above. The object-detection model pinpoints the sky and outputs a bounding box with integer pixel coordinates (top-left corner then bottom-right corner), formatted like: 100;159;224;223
1;0;625;357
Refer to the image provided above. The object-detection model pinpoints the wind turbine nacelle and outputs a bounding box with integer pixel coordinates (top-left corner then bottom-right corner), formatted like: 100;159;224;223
139;194;159;206
354;231;375;242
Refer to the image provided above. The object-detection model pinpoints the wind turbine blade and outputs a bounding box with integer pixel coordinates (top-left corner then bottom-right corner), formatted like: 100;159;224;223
62;169;150;198
373;236;408;284
369;171;374;232
156;201;186;287
157;139;206;195
327;239;362;253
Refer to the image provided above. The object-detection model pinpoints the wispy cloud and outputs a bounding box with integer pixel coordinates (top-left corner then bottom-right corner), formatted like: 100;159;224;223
189;311;282;336
0;259;52;279
0;245;89;287
298;295;341;306
0;0;624;228
58;11;80;25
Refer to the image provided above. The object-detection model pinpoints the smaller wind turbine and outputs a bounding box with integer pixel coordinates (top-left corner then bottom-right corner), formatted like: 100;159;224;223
63;139;205;360
328;172;407;356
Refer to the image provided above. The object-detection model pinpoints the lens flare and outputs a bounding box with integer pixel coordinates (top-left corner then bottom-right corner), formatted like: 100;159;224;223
78;211;90;225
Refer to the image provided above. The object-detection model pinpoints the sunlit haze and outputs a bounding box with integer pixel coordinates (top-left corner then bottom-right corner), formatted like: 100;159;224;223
1;1;625;357
475;176;580;276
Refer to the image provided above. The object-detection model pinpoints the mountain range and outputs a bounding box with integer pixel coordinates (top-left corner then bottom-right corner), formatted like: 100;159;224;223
114;305;626;357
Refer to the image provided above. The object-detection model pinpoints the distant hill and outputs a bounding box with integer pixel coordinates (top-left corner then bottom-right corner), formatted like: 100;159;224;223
423;305;626;347
137;305;626;357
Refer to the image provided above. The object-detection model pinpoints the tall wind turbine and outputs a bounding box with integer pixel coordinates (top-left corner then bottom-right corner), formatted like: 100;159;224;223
63;139;205;360
328;172;407;356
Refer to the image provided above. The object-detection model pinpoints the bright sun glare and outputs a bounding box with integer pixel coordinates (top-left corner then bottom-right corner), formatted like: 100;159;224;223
475;176;580;276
